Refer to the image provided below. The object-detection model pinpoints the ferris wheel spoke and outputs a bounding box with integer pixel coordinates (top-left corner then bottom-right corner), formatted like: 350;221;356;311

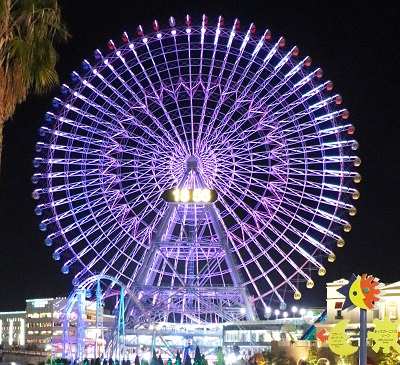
229;219;300;296
94;54;186;153
201;32;282;143
259;67;323;118
196;21;236;149
209;47;295;141
141;40;196;154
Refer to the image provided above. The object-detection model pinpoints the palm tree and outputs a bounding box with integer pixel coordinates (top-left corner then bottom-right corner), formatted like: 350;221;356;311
0;0;69;173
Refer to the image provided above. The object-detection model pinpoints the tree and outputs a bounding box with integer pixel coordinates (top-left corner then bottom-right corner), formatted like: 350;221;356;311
176;350;182;365
377;349;399;365
134;355;140;365
306;347;318;365
335;355;356;365
264;351;274;365
0;0;69;172
200;354;207;365
274;351;289;365
194;346;201;365
184;354;191;365
151;349;158;365
217;347;225;365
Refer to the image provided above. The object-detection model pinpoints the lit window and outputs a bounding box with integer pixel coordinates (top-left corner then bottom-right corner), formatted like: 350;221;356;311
389;302;398;320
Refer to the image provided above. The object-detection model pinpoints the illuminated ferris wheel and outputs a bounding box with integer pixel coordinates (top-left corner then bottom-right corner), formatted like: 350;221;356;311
32;15;360;322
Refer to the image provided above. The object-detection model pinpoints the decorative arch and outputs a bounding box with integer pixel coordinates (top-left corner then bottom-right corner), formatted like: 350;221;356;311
296;359;307;365
317;358;330;365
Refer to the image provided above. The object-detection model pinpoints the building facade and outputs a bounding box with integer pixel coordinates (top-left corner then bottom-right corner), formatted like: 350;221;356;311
0;311;26;347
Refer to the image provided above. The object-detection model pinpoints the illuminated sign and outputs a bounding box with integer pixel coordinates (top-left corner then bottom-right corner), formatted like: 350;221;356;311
162;188;218;203
31;299;49;308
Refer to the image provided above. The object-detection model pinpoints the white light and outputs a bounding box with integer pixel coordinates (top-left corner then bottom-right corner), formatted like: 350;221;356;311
116;51;121;56
186;28;191;34
83;80;88;85
300;308;306;316
265;306;271;313
9;319;13;345
201;28;206;33
171;29;177;35
157;33;162;39
143;353;151;361
283;311;288;318
274;309;280;318
104;59;109;65
227;354;236;363
129;43;134;49
240;307;246;314
93;69;98;74
143;38;148;43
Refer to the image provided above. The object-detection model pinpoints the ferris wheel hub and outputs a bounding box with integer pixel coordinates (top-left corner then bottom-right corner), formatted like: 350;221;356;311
186;155;199;169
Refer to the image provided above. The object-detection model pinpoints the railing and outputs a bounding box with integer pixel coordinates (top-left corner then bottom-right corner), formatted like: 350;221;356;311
1;349;48;357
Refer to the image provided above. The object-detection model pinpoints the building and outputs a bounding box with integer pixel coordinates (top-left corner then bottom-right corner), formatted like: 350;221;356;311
1;297;113;357
0;311;26;347
2;278;400;364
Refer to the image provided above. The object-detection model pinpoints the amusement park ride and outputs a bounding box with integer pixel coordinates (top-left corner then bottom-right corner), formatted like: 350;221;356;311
32;14;361;360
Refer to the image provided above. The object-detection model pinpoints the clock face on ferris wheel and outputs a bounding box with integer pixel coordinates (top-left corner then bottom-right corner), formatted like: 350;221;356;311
32;14;360;309
162;188;218;203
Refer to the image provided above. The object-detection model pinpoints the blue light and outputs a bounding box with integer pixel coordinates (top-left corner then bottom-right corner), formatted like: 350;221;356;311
53;251;60;261
45;237;52;247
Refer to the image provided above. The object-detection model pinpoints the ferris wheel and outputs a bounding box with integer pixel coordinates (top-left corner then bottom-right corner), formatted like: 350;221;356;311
32;15;360;322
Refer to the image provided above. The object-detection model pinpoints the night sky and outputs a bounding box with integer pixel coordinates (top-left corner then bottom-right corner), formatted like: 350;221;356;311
0;1;399;312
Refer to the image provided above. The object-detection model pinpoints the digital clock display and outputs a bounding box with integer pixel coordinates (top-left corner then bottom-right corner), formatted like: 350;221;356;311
162;188;218;203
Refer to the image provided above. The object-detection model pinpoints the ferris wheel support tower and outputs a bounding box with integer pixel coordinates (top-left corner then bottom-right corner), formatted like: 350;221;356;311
132;155;257;324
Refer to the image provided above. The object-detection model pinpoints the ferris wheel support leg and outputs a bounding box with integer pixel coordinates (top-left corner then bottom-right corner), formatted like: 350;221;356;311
62;310;68;359
76;289;86;362
134;205;177;287
116;287;126;362
206;206;256;320
95;279;104;360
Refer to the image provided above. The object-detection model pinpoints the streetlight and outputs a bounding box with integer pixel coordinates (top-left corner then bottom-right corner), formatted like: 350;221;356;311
292;306;298;317
264;307;272;319
283;311;288;319
300;308;306;318
274;309;280;319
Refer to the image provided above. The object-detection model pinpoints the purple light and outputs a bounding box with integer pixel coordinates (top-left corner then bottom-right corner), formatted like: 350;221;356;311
34;16;360;321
